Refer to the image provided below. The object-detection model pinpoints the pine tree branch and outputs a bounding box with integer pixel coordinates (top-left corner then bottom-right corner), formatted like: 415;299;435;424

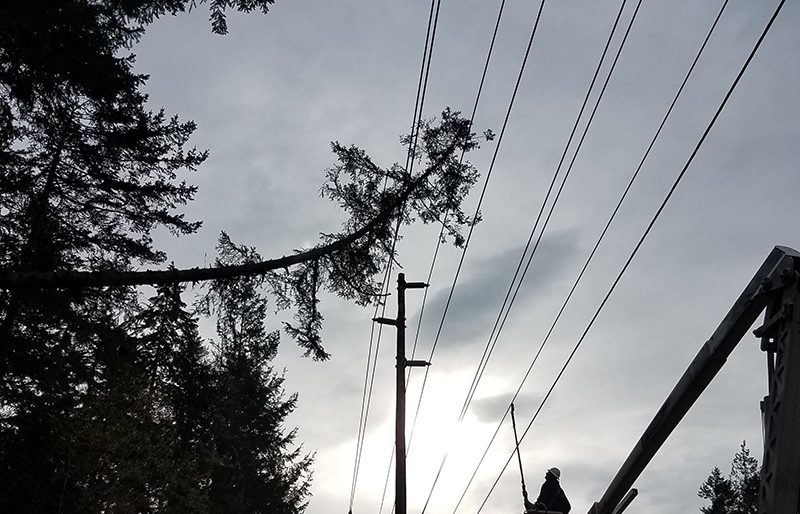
0;145;456;290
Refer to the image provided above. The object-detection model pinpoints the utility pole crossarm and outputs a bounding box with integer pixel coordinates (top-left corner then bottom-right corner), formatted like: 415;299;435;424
406;359;431;367
589;245;800;514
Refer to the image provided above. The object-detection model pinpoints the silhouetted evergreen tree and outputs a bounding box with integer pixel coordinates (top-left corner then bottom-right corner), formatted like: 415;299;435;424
68;319;176;513
729;442;759;514
700;467;736;514
698;442;760;514
1;1;481;512
1;1;206;509
199;234;312;513
135;282;214;512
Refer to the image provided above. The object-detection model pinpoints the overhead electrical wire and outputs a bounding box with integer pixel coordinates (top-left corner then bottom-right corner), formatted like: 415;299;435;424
348;0;442;511
449;0;735;509
353;264;395;510
349;234;404;513
458;0;633;427
406;0;550;487
418;0;548;400
425;0;631;505
377;0;512;511
379;8;446;510
363;1;446;513
364;0;552;511
473;1;787;511
414;0;639;510
407;0;510;448
353;3;513;514
378;1;446;507
444;0;641;513
383;0;551;503
505;0;731;462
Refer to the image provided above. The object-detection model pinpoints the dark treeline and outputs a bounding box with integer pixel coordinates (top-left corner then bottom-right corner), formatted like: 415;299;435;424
2;238;313;512
0;1;481;512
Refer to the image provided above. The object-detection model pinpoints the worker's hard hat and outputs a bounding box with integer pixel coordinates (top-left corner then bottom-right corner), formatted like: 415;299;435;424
547;467;561;479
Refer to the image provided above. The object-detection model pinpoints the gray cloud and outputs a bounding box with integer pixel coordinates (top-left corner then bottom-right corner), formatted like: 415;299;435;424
470;391;545;425
417;229;580;349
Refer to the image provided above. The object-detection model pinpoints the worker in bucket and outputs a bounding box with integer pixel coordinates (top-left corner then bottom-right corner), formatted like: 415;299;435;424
524;467;571;514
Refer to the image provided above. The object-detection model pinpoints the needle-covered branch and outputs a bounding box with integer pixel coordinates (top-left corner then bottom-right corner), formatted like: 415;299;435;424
0;109;481;293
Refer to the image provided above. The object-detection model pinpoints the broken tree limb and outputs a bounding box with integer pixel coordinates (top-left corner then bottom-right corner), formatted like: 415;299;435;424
0;143;460;290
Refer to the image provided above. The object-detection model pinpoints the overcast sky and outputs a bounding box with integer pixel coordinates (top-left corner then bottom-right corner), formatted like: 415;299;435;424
132;1;799;513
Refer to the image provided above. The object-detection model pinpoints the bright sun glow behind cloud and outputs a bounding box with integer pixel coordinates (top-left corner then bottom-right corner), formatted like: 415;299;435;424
318;367;536;514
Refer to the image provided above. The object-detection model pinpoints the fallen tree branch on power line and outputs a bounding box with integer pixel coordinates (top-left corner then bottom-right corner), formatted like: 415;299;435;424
0;143;457;290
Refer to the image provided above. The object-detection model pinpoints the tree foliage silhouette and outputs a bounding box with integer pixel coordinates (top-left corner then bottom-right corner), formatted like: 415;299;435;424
698;442;760;514
0;1;482;512
198;234;313;514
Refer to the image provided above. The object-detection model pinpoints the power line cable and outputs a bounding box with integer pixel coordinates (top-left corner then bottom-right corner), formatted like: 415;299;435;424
449;0;732;507
370;0;514;510
405;0;441;173
450;0;641;508
379;217;445;514
460;0;646;462
421;0;548;391
355;0;447;512
420;0;583;510
380;0;446;506
348;1;442;510
415;0;637;510
407;0;550;484
474;1;786;510
406;0;510;450
349;252;399;512
458;0;633;425
494;0;731;467
372;1;512;511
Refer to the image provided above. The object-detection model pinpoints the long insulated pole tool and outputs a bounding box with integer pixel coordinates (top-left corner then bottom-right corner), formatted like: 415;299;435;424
511;403;530;507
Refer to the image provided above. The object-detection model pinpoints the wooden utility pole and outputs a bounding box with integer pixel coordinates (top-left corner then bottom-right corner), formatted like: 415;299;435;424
375;272;429;514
